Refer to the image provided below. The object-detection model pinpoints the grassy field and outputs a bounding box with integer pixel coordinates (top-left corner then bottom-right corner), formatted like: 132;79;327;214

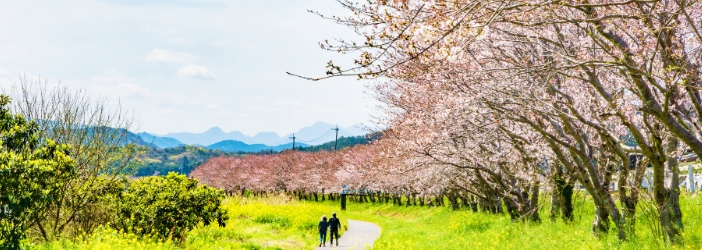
36;193;702;249
36;195;348;250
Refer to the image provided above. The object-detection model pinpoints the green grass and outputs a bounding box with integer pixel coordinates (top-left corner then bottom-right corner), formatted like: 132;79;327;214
35;195;348;250
35;193;702;249
343;200;700;249
336;193;702;250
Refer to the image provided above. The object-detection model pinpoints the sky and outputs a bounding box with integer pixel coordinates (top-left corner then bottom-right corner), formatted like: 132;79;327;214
0;0;379;136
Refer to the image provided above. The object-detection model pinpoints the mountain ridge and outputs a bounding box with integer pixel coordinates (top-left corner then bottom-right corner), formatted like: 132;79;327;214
137;132;185;148
159;121;367;146
205;140;308;153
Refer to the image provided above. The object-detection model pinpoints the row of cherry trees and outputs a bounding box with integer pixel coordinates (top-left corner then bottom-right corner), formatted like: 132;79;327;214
191;0;702;243
289;0;702;243
189;143;454;206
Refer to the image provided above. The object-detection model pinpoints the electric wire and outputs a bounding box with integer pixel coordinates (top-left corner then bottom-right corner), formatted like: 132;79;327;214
297;129;336;143
338;129;356;137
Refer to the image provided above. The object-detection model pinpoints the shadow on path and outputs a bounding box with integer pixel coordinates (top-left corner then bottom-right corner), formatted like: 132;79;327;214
315;219;381;250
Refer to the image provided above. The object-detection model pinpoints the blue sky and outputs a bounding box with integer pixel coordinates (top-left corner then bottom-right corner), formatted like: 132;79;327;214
0;0;377;135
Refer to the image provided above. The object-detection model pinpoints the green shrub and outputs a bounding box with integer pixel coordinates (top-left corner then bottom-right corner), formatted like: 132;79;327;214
12;82;143;241
111;173;228;242
0;95;76;249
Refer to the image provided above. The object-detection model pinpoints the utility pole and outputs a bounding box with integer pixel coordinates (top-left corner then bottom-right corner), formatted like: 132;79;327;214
290;133;296;151
332;126;340;151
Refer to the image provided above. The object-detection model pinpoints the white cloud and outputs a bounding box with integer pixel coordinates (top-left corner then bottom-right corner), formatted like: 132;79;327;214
177;64;215;80
146;49;197;63
190;93;219;108
88;70;154;99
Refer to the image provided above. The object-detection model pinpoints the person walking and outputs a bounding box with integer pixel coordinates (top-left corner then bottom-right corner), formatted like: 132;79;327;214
328;212;341;246
318;215;329;247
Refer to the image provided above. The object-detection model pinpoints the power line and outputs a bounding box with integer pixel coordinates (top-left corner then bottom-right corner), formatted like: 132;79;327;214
278;138;291;147
297;130;335;143
297;131;333;143
338;129;355;137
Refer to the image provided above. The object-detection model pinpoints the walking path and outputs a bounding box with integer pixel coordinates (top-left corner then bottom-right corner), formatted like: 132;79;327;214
315;219;381;250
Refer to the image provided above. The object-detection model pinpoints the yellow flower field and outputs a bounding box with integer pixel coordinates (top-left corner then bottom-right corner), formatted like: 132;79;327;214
36;193;702;249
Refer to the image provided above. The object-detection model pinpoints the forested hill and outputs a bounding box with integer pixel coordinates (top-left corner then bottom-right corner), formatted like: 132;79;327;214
133;135;374;176
130;132;378;176
297;134;378;152
134;145;234;177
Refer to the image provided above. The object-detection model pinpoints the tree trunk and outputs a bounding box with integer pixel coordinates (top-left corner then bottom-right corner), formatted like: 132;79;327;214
619;154;646;236
469;196;478;212
449;192;459;211
528;183;540;222
560;183;574;222
340;194;347;211
458;194;468;209
549;189;561;222
496;197;503;214
505;199;518;221
658;137;684;242
592;205;610;235
551;167;574;222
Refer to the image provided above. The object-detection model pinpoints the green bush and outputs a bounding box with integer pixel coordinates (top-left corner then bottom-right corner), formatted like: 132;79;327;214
111;173;228;242
0;95;76;249
12;82;143;241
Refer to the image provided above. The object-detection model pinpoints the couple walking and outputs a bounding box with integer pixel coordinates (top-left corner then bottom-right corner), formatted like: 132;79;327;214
317;212;341;247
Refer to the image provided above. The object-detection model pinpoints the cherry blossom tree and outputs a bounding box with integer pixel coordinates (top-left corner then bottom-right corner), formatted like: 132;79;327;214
291;0;702;242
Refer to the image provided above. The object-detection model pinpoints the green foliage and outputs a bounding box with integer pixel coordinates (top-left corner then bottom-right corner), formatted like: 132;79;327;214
134;145;230;176
0;95;76;249
10;83;146;241
111;173;228;241
297;134;378;152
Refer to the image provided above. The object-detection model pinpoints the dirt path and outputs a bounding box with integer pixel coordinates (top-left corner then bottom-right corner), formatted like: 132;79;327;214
315;219;381;250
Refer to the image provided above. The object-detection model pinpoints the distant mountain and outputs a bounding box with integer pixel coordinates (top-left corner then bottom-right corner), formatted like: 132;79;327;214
163;127;246;146
252;131;280;145
137;132;184;148
81;126;148;147
160;121;368;146
206;140;308;153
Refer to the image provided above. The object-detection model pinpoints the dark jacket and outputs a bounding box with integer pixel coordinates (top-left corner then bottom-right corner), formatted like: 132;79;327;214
318;220;329;232
328;217;341;231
